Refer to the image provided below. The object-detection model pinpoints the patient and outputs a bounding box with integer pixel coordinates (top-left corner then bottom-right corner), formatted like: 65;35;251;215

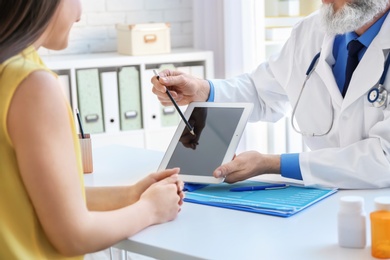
0;0;184;259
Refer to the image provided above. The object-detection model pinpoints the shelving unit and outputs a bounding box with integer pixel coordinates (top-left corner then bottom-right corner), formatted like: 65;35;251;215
263;0;321;59
42;49;214;151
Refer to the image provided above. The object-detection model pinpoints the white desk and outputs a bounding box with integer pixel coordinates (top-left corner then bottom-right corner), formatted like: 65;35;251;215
87;145;390;260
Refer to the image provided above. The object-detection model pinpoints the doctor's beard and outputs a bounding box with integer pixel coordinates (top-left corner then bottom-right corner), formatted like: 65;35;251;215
320;0;389;35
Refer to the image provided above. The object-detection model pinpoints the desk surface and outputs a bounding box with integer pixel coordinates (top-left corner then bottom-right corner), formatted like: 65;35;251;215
87;145;389;260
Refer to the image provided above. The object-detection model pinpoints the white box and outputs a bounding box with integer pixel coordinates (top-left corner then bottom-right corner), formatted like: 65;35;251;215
116;23;171;56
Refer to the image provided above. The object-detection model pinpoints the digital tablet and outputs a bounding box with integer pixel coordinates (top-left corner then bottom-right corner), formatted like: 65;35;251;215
158;102;253;184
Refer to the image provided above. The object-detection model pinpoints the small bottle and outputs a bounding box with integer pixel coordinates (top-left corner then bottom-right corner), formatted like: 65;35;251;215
338;196;366;248
370;196;390;259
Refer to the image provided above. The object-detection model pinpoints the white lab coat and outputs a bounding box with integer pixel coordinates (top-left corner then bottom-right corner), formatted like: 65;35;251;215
211;12;390;189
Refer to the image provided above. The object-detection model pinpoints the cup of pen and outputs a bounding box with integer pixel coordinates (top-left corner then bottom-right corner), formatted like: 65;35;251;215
78;133;93;174
75;108;93;173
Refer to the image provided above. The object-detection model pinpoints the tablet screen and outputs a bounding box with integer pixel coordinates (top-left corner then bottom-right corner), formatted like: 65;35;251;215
165;107;244;176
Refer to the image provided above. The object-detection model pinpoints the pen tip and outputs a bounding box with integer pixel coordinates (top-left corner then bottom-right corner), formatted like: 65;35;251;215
190;130;195;136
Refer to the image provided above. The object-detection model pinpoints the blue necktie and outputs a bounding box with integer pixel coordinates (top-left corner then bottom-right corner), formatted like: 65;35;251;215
343;40;364;97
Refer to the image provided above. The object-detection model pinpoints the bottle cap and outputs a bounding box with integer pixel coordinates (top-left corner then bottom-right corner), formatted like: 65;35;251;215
339;196;364;212
374;196;390;211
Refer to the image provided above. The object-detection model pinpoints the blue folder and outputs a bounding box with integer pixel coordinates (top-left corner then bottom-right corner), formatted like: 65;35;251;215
184;181;337;217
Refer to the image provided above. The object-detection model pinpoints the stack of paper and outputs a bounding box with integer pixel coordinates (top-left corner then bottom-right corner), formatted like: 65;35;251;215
184;181;337;217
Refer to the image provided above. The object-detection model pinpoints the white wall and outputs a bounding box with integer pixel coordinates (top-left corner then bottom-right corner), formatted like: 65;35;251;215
193;0;263;79
40;0;194;56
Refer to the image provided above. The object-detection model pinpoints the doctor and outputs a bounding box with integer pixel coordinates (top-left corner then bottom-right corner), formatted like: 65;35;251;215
152;0;390;189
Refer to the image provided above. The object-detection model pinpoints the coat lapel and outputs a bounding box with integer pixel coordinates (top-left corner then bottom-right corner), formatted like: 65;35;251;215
316;34;343;109
342;14;390;110
342;47;384;110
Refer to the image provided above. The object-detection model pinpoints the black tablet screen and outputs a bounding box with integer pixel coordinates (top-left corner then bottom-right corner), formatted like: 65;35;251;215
166;107;244;176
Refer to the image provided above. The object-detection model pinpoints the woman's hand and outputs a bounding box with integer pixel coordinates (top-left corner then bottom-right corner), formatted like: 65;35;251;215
139;173;184;224
132;168;182;200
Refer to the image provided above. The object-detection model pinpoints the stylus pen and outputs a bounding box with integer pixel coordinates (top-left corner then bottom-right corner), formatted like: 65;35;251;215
75;108;85;139
153;70;195;135
229;184;288;192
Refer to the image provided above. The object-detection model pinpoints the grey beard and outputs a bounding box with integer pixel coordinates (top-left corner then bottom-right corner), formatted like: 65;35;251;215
320;0;388;35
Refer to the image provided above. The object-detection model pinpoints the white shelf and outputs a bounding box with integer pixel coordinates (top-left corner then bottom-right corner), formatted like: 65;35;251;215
43;49;214;151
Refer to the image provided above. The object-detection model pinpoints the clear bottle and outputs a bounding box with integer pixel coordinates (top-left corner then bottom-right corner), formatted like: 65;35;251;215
370;196;390;259
338;196;366;248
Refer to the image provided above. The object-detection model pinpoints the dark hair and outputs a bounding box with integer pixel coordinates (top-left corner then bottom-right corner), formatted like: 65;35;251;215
0;0;62;63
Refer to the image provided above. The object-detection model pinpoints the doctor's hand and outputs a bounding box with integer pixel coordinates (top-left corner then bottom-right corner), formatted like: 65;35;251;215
213;151;281;183
151;69;211;106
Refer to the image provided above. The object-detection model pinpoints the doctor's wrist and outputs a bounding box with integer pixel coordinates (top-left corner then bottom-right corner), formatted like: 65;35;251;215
195;79;212;102
264;154;281;175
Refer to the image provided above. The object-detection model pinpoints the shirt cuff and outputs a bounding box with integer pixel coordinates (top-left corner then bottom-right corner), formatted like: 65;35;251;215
206;80;215;102
280;153;303;180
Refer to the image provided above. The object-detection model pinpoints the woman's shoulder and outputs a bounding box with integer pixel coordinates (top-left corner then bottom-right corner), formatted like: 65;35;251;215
0;47;57;99
1;46;53;79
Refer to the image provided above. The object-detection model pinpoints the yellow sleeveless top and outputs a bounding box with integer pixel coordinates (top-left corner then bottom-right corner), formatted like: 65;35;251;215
0;46;84;259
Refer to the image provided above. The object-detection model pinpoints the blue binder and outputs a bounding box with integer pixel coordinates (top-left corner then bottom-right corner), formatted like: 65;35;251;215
184;181;337;217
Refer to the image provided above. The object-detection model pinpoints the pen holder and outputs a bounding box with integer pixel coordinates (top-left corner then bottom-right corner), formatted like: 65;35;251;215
79;134;93;174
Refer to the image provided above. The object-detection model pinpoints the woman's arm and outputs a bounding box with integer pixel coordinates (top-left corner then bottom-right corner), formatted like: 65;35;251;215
8;70;181;256
86;186;136;211
86;169;184;211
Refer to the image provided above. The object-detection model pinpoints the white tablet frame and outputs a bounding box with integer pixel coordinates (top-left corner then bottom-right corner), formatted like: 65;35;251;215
158;102;253;184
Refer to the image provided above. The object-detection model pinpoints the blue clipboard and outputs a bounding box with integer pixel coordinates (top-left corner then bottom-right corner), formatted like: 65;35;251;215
184;181;337;217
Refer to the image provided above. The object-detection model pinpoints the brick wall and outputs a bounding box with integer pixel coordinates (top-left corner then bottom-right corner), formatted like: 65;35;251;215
40;0;193;56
